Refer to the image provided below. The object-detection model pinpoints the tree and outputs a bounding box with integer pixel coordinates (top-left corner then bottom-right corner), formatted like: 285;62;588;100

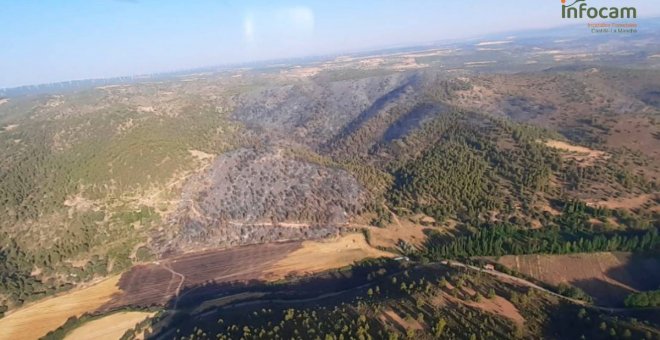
433;318;447;337
487;288;496;299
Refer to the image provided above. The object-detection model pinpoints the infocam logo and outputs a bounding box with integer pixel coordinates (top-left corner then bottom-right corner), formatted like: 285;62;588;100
561;0;637;19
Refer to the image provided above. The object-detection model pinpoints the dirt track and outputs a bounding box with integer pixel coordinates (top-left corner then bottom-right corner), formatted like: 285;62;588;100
495;252;660;306
444;260;660;313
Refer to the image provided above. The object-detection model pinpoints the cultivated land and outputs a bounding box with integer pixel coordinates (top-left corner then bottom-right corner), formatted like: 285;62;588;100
104;241;303;309
64;311;155;340
0;276;120;340
0;22;659;339
263;233;395;279
495;252;660;306
104;233;390;309
0;234;391;339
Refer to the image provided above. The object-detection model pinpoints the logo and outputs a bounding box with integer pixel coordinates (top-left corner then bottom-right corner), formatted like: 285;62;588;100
561;0;637;19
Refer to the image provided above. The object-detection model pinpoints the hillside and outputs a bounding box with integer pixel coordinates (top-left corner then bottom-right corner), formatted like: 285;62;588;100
0;28;658;338
495;252;660;307
143;261;660;340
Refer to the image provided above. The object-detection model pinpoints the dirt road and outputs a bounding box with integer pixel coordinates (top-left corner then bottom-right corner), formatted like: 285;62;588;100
442;260;659;313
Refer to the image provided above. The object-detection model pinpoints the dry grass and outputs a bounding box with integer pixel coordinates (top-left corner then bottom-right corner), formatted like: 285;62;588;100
588;193;658;211
353;211;431;249
433;289;524;327
2;123;18;131
543;139;608;166
497;253;631;289
188;149;215;161
496;252;660;306
466;296;524;327
281;66;322;78
379;309;424;331
0;276;121;340
363;223;428;249
262;233;394;280
64;311;155;340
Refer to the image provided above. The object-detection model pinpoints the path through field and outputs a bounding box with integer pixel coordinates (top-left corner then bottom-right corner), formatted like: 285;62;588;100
443;260;660;313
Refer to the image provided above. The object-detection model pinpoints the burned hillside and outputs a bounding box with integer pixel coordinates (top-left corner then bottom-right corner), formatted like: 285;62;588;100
160;147;368;252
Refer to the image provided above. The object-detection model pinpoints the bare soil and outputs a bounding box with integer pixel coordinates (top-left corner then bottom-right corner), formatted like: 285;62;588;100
588;193;659;211
543;139;608;166
379;309;424;331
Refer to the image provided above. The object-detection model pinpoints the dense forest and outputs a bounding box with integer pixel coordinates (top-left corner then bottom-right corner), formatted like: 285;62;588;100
425;199;659;260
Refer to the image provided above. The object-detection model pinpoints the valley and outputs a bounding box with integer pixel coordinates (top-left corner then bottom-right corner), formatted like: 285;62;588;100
0;22;658;339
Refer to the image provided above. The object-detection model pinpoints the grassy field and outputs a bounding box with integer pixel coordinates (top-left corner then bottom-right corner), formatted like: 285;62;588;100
0;276;120;340
64;311;155;340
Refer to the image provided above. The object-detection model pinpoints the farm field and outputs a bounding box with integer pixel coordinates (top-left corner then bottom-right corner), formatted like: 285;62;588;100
262;233;395;280
64;311;155;340
0;234;391;339
0;276;121;340
104;233;391;309
495;252;660;306
104;241;303;309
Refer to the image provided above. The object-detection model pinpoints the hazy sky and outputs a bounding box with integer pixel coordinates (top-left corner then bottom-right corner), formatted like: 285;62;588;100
1;0;659;88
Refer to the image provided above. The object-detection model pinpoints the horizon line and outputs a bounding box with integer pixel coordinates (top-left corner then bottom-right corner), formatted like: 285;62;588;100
2;16;658;91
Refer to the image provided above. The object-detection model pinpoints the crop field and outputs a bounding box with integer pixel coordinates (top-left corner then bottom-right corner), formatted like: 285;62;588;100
496;252;660;306
0;233;392;339
0;276;120;340
63;311;155;340
262;233;395;280
105;233;390;309
104;241;302;309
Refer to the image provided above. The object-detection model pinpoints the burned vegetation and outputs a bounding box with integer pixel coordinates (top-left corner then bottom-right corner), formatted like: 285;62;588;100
160;147;368;252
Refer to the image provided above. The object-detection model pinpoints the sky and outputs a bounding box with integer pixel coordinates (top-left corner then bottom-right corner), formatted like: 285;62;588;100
1;0;659;88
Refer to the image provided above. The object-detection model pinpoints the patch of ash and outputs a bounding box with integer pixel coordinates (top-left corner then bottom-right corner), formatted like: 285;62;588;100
155;147;367;253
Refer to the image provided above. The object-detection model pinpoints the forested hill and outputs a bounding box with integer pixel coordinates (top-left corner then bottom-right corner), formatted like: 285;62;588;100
0;40;658;317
